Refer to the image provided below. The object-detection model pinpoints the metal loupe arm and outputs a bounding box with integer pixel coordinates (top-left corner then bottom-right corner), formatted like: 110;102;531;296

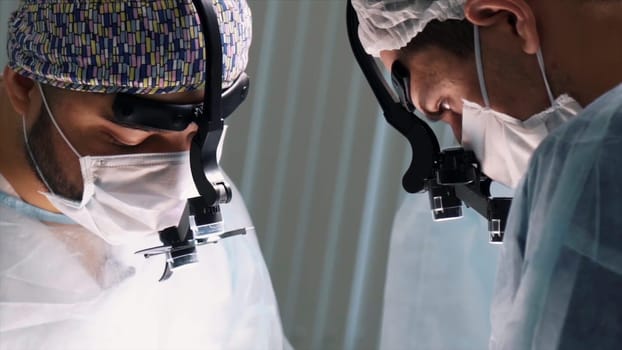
346;0;510;243
136;0;251;281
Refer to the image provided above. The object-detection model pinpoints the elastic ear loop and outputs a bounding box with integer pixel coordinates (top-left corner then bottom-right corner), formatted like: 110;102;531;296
473;25;491;108
475;25;555;108
536;49;556;105
36;83;82;158
22;116;55;194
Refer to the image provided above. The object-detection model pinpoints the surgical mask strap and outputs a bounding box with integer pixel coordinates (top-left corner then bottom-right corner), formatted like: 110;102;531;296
473;25;491;108
473;25;556;108
36;83;82;158
22;116;56;194
536;49;555;105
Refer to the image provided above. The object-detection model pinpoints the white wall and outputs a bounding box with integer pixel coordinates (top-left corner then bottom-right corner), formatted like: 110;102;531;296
222;2;410;349
0;1;17;70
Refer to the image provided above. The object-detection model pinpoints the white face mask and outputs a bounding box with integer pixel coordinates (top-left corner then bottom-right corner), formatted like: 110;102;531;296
461;26;583;189
26;83;197;245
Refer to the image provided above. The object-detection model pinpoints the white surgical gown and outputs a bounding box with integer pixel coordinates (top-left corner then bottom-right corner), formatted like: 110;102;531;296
490;83;622;349
379;191;500;349
0;174;290;350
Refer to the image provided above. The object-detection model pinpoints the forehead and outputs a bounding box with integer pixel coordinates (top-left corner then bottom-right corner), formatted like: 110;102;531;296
381;46;475;85
48;86;205;106
379;50;400;71
139;90;205;104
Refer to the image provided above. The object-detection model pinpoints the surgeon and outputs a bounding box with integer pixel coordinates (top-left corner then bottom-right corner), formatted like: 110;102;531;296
353;0;622;348
0;1;289;349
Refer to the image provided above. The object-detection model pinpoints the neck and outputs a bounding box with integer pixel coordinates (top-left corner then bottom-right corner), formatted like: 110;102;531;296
0;79;61;213
547;4;622;106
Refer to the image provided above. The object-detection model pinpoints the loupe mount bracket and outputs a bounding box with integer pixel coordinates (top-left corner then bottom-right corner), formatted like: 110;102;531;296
428;148;511;243
135;198;250;282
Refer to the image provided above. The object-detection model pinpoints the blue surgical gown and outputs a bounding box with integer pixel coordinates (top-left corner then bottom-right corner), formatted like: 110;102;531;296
379;192;500;349
490;83;622;349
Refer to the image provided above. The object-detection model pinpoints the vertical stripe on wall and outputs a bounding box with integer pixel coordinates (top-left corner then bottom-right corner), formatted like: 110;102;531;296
240;0;281;204
225;2;410;349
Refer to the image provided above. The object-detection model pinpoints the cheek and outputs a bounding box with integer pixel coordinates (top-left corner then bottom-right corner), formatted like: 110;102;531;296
452;122;462;144
441;112;462;144
59;118;121;156
29;113;85;198
48;127;84;181
49;94;119;156
42;121;101;193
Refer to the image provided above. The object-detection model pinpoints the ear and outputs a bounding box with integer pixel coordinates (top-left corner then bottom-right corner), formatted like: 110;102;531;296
465;0;540;54
3;66;38;117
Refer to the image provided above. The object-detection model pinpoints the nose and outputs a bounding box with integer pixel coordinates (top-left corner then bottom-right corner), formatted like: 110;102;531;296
180;122;199;150
130;122;199;154
162;121;199;152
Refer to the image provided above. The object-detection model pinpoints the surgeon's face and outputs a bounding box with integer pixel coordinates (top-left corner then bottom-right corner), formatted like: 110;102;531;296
378;23;552;143
27;85;200;201
380;47;481;143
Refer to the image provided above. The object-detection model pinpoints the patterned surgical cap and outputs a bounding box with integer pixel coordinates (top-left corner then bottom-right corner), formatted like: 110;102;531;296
7;0;252;94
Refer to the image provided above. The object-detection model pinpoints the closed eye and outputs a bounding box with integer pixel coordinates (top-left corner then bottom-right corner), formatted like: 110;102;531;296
423;111;443;123
420;99;454;123
428;99;454;122
105;133;139;148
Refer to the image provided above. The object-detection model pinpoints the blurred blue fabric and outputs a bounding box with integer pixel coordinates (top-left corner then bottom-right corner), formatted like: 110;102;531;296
490;83;622;349
379;191;500;349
